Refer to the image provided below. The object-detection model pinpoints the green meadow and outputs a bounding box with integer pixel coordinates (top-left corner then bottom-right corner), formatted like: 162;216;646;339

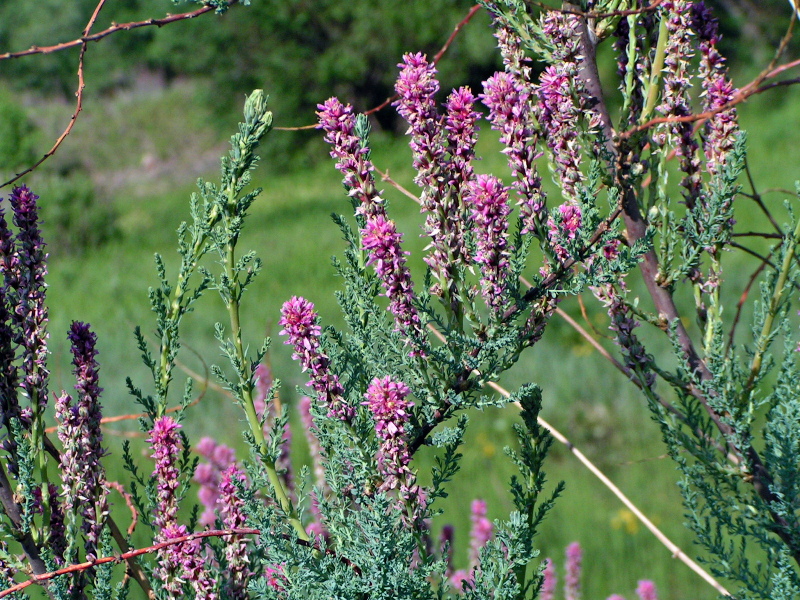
11;61;800;599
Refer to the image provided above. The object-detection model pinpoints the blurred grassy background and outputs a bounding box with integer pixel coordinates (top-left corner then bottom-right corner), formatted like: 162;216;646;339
2;1;800;598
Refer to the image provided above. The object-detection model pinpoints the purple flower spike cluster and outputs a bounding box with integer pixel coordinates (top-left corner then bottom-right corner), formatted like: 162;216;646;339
362;215;427;356
218;465;252;600
317;97;385;220
467;499;493;569
151;417;217;599
482;70;545;234
194;437;237;527
0;186;49;421
564;541;582;600
691;2;739;177
539;541;660;600
537;13;597;200
657;1;702;203
395;54;477;300
280;296;354;421
540;557;556;600
318;100;427;356
465;175;513;313
55;322;108;560
363;376;414;493
547;203;583;265
449;498;494;592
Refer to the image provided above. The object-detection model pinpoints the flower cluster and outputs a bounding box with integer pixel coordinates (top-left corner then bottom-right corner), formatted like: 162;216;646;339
317;97;385;220
465;175;513;313
547;203;583;264
279;296;354;421
363;375;414;492
541;542;660;600
395;54;475;303
657;0;702;204
55;322;108;561
690;1;739;177
218;465;251;600
194;437;237;527
482;70;545;234
361;215;428;356
318;99;428;355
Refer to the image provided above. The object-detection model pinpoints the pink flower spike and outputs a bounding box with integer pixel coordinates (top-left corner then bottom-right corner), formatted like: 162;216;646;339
465;174;512;314
361;215;427;356
565;542;582;600
635;580;658;600
540;558;556;600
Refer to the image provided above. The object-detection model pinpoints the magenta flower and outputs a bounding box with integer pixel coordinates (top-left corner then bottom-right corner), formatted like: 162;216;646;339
56;321;108;560
482;71;545;234
317;97;386;220
363;376;414;491
8;186;49;410
279;296;354;421
149;416;183;533
361;215;427;356
565;542;582;600
160;523;217;600
636;580;659;600
194;437;237;527
540;557;556;600
218;465;252;600
466;175;513;314
657;0;702;204
467;499;493;568
537;66;585;199
395;53;474;298
691;2;739;177
547;203;583;264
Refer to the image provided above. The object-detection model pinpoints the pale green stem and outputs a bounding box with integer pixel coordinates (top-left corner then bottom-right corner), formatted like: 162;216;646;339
221;208;309;543
640;17;668;125
743;218;800;398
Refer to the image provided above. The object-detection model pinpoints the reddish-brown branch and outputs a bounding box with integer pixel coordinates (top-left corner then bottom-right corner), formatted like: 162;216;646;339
0;0;239;189
275;4;483;132
0;1;237;61
3;528;260;598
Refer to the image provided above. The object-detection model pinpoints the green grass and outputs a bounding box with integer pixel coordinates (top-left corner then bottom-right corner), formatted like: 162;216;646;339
12;75;800;599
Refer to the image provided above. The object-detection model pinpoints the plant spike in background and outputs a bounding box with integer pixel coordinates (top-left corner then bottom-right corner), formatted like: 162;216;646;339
1;0;800;599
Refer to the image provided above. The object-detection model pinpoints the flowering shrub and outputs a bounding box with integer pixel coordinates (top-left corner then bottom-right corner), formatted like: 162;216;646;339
0;1;799;599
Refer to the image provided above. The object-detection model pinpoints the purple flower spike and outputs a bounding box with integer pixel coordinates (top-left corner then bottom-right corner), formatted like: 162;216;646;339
66;321;108;560
482;71;545;234
635;581;659;600
8;185;49;410
565;541;582;600
149;416;183;533
160;523;217;600
467;499;493;568
280;297;354;421
194;437;237;527
0;207;21;474
691;2;739;177
540;557;556;600
537;66;585;199
395;53;472;298
362;216;427;356
363;376;414;491
465;175;512;314
317;97;386;220
657;0;702;204
219;465;252;600
547;203;583;264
